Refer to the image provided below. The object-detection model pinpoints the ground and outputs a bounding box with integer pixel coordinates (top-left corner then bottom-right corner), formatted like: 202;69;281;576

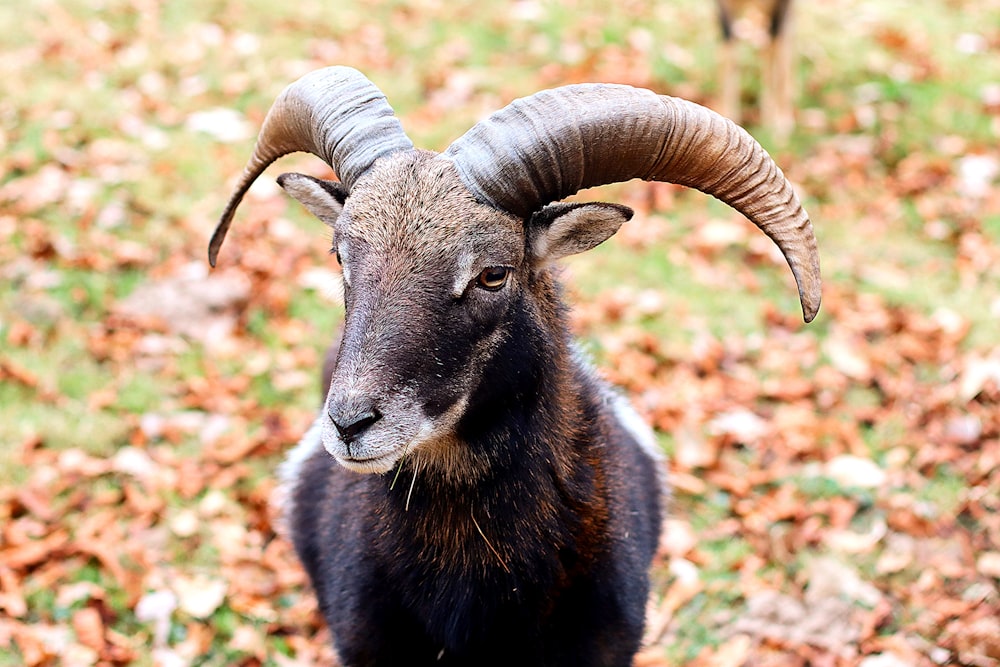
0;0;998;665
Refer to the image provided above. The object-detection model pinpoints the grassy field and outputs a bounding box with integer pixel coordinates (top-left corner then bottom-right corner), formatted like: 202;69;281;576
1;0;999;664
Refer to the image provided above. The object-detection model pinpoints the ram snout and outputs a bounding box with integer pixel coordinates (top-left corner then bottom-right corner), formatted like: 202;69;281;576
319;283;475;475
321;381;461;474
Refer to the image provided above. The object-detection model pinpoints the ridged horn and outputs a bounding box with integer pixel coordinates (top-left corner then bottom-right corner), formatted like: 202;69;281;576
209;66;414;266
444;84;821;322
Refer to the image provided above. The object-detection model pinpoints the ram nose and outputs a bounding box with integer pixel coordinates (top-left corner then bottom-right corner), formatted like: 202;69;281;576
328;401;382;444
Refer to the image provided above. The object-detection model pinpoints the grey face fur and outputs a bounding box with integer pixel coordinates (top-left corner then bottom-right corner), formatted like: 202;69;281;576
278;151;629;474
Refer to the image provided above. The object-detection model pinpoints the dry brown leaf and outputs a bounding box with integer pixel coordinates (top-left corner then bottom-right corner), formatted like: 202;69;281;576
633;646;670;667
698;634;754;667
73;538;131;590
1;530;70;569
0;357;40;388
659;519;699;559
732;589;860;654
0;565;27;618
71;606;105;653
643;558;702;646
206;433;262;465
674;418;717;470
950;615;1000;666
13;487;56;522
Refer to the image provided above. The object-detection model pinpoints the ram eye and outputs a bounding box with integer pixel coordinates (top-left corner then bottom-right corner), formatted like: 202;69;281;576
476;266;510;291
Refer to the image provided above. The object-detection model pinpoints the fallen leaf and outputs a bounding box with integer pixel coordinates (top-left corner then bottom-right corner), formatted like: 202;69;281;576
1;530;70;569
977;551;1000;579
707;409;769;443
824;455;888;489
116;262;251;345
806;556;883;607
0;566;27;618
700;634;753;667
733;589;860;653
172;575;227;619
643;558;703;646
71;607;105;653
135;589;177;647
659;519;698;558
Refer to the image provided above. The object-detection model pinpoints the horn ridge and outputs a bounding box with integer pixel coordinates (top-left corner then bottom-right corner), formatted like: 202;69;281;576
209;66;414;266
445;84;821;321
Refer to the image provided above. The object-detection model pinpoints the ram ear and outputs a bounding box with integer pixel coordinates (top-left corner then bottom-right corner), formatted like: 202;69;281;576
277;173;349;227
527;202;633;263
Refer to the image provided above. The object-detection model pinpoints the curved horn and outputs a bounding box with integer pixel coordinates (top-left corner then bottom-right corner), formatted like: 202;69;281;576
209;66;414;266
444;84;821;322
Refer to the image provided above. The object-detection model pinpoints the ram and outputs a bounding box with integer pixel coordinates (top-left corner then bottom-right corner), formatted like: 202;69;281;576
210;66;820;667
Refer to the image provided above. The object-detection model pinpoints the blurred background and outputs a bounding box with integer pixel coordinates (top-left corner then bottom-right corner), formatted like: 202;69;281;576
1;0;998;664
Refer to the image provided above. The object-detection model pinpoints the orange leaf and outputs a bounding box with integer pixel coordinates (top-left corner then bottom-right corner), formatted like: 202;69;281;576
1;531;69;569
71;607;105;652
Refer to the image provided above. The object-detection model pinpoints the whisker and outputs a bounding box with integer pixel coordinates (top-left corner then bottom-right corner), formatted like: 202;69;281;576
389;441;412;491
405;455;421;512
471;509;510;574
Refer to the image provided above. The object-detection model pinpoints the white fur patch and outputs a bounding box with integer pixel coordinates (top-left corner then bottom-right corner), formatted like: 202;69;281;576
337;241;351;286
602;383;671;514
607;390;663;464
571;343;666;464
272;413;325;534
451;250;476;299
